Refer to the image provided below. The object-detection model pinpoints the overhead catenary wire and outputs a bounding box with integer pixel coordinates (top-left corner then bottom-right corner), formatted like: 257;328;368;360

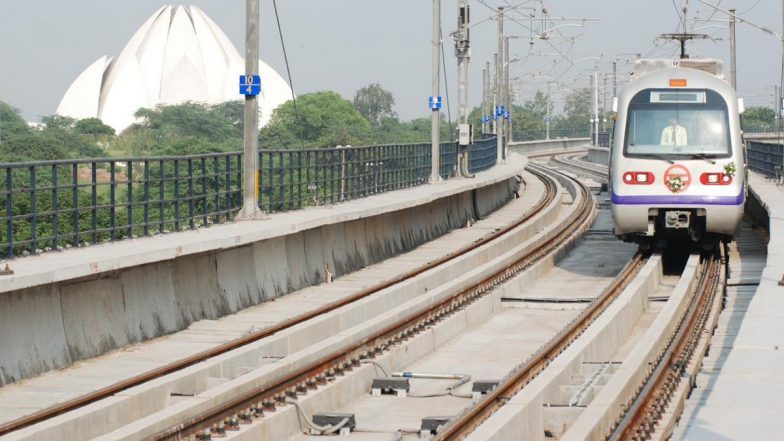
271;0;305;149
440;29;456;142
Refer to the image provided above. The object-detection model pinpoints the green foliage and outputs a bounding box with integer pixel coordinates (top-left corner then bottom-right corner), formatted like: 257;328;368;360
560;87;593;128
0;131;69;161
41;114;77;131
260;91;374;148
353;83;397;127
0;101;30;138
524;91;553;120
133;102;242;144
74;118;115;136
741;106;776;132
0;106;106;162
373;115;454;144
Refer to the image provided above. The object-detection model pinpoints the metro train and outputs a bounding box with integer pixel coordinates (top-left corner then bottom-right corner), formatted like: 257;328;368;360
610;59;746;248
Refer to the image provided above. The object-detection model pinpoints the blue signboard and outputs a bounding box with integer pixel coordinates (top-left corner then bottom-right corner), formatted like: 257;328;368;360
240;75;261;96
428;96;442;110
495;105;505;117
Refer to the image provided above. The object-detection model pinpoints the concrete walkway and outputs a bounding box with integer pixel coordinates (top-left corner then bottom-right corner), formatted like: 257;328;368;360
680;173;784;440
0;156;526;294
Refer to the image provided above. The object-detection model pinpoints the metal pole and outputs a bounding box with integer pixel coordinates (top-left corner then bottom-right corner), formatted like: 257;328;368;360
729;8;737;90
430;0;442;183
482;61;490;133
594;70;599;146
238;0;263;219
603;74;607;132
496;7;504;162
493;53;498;135
457;0;470;125
546;82;551;140
777;85;781;133
481;66;487;134
613;61;617;98
456;0;471;176
504;36;511;151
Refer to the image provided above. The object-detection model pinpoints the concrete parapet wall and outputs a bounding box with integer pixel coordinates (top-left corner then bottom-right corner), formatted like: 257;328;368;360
510;138;590;156
585;147;610;166
0;163;524;386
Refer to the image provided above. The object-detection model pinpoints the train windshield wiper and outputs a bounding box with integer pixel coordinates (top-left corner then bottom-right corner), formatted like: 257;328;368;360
644;154;674;164
688;153;716;164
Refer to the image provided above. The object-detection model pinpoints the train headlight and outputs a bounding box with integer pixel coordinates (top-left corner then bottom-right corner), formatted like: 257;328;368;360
622;171;654;185
700;173;733;185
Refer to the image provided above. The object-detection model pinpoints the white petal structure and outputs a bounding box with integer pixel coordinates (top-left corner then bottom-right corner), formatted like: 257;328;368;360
57;5;292;133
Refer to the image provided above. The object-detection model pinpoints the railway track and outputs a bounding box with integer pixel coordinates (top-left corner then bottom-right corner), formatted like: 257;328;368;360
13;150;718;441
433;252;646;440
427;152;725;441
142;163;595;440
609;253;721;441
550;151;608;183
0;158;592;440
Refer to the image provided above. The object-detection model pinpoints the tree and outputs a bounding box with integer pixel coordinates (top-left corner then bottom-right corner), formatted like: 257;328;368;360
0;101;30;142
41;115;77;131
74;118;115;136
524;90;553;120
211;100;245;132
561;88;592;128
353;84;397;127
261;91;373;148
126;102;243;154
133;102;241;144
741;106;775;132
0;131;69;161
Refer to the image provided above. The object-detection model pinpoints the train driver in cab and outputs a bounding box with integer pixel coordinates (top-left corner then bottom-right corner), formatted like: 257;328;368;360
660;118;688;146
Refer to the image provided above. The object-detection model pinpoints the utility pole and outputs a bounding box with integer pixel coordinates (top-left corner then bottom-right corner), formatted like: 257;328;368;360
484;61;490;134
496;7;504;162
613;61;617;98
430;0;442;183
504;36;511;151
594;70;599;146
603;74;608;132
776;85;781;133
238;0;263;219
493;53;498;135
455;0;471;176
729;8;737;90
546;82;551;140
481;66;487;134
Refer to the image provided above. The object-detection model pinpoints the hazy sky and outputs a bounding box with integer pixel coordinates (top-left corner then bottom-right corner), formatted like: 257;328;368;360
0;1;781;122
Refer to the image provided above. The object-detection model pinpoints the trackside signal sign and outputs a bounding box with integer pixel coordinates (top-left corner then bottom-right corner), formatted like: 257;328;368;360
240;75;261;96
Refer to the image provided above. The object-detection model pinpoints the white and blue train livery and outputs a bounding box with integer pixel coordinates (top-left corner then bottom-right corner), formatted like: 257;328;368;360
610;59;746;246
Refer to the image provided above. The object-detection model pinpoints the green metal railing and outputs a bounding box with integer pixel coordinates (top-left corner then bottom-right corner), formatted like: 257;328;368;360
513;126;591;142
1;139;497;258
747;140;783;180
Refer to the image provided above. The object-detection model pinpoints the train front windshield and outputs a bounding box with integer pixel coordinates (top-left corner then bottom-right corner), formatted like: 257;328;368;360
624;89;731;158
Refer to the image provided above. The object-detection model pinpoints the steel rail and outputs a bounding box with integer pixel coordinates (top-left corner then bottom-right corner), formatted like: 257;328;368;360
0;167;541;437
550;152;608;182
148;164;594;440
610;254;721;441
434;251;645;440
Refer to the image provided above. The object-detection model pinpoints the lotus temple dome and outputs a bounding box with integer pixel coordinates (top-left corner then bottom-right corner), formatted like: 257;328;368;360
57;5;292;133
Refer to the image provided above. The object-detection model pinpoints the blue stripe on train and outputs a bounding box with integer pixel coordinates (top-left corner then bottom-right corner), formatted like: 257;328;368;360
610;191;744;206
